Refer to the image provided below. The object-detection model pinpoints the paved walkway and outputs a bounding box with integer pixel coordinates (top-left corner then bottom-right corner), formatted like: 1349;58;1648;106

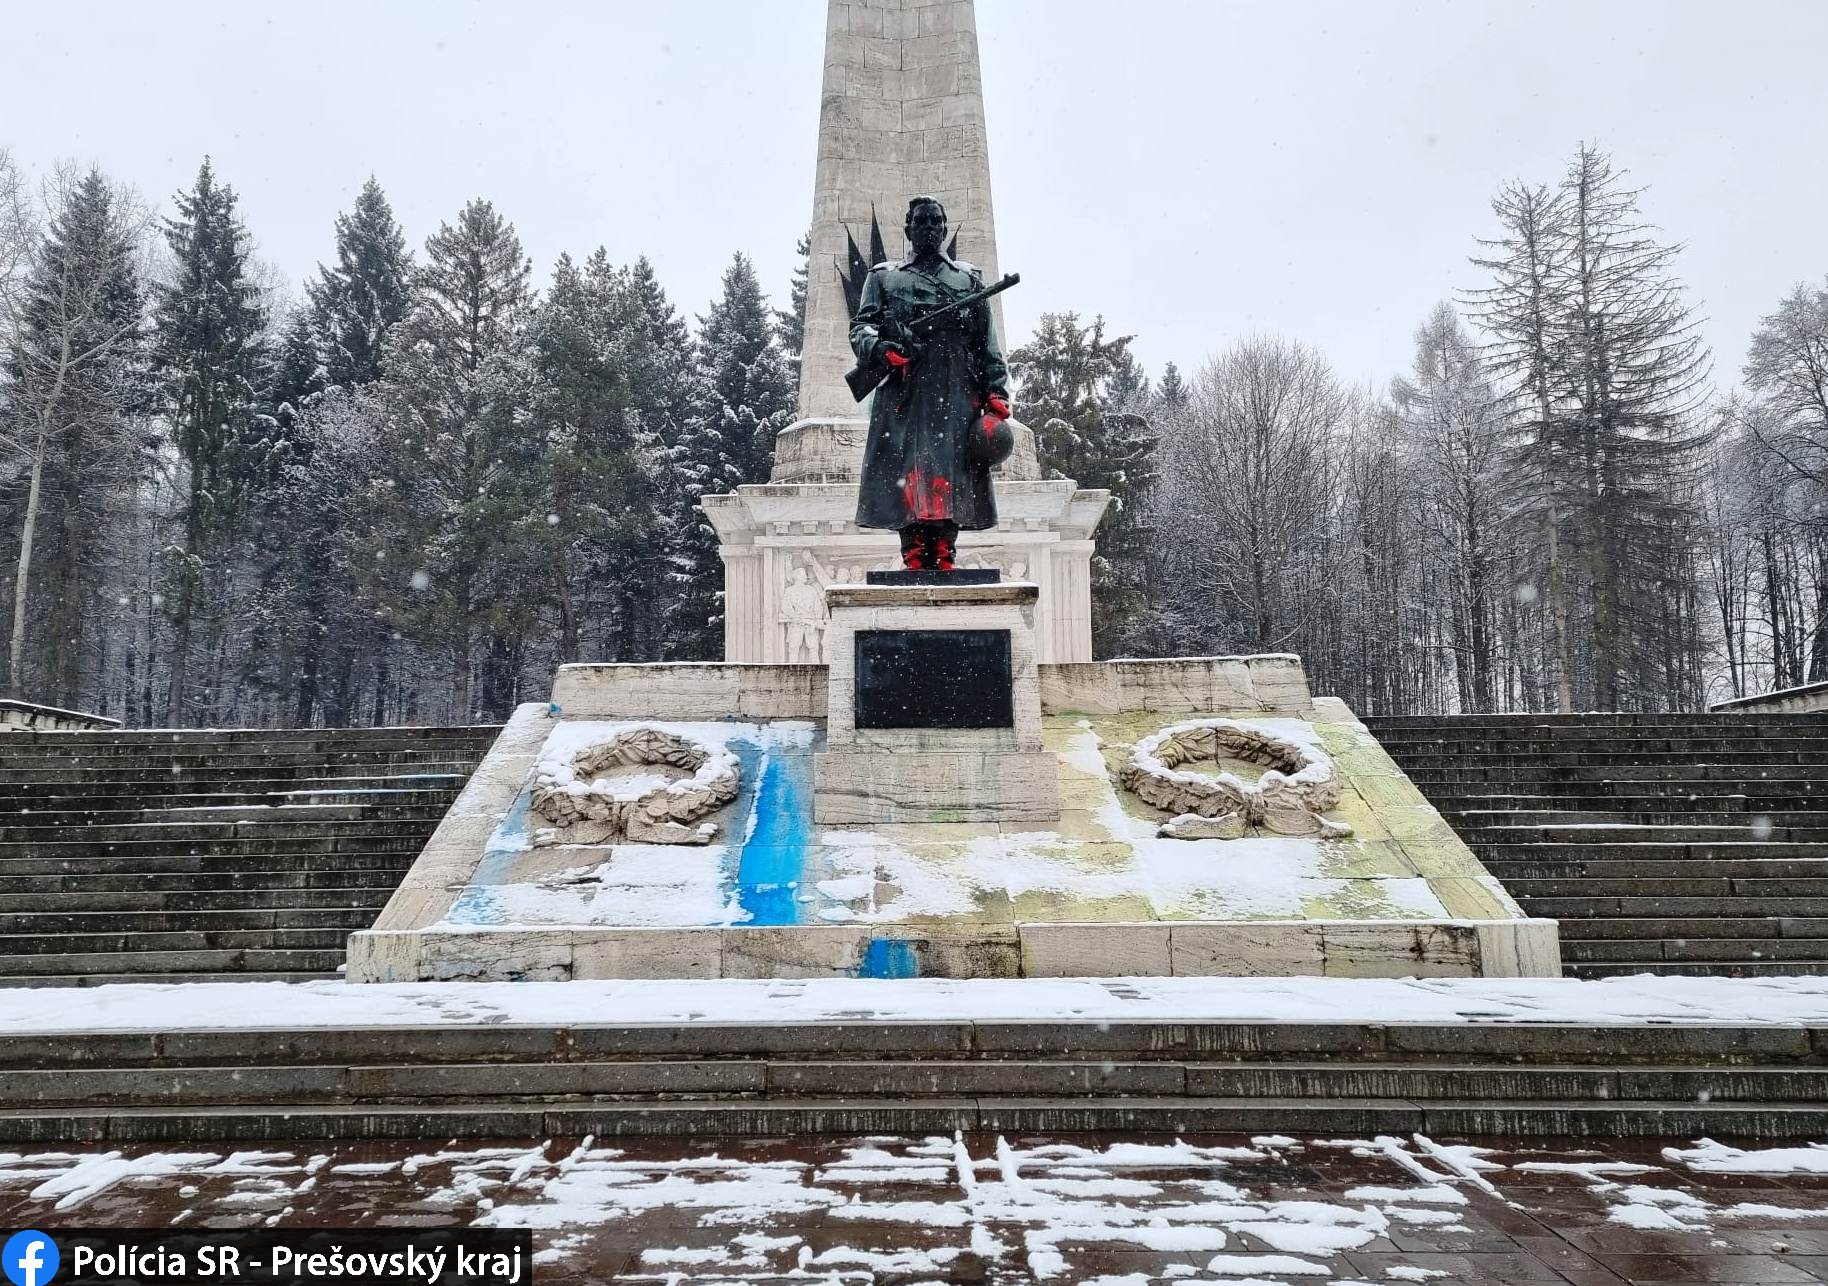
4;1131;1828;1282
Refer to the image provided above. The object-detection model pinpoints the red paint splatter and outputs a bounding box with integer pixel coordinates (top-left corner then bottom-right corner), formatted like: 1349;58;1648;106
901;467;953;522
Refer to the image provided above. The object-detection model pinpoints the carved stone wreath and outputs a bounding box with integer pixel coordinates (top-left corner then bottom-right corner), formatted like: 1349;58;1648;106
531;726;740;846
1121;719;1353;841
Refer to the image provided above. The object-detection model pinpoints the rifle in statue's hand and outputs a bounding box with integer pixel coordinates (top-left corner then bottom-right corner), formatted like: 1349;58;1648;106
845;272;1020;402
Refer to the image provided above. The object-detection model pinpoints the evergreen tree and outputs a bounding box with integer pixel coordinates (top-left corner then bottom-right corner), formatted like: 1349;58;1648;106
1468;145;1711;711
152;158;271;724
357;198;537;722
309;177;413;394
1007;312;1157;654
775;230;809;365
530;249;661;664
1554;144;1710;710
667;252;794;660
619;256;705;660
1157;361;1187;409
259;180;412;722
1466;178;1577;710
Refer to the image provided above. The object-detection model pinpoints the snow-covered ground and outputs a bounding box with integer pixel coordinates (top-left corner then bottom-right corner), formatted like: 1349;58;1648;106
1;974;1826;1034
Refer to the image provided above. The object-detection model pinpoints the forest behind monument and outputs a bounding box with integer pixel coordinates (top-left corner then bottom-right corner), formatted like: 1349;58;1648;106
0;141;1820;725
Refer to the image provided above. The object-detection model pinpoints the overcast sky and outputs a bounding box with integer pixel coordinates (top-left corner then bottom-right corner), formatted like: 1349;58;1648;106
3;0;1825;392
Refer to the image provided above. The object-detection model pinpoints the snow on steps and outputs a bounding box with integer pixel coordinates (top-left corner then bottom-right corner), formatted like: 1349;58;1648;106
0;975;1825;1140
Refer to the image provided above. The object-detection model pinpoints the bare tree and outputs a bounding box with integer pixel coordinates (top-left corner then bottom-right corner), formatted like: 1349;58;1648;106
1166;337;1345;653
0;160;150;700
1393;302;1507;711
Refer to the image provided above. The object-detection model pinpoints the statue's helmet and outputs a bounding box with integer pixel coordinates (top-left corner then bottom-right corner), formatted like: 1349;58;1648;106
969;412;1016;468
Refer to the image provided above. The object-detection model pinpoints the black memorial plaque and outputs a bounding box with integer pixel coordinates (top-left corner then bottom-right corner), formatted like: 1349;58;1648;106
866;568;1002;586
855;629;1013;729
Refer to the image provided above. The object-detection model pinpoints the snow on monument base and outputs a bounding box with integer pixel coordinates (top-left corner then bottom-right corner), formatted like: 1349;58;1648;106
345;654;1560;983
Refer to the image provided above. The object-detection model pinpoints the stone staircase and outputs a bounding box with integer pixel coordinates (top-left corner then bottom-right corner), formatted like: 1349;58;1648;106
0;726;497;986
2;1014;1823;1142
1365;712;1828;979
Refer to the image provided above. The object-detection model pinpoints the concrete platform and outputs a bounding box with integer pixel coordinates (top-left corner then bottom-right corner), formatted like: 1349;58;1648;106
348;657;1560;983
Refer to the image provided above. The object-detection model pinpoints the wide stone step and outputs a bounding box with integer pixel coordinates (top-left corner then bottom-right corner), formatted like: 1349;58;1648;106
1391;750;1828;769
1482;858;1828;880
1478;823;1826;843
0;850;415;877
0;868;406;895
1565;937;1828;963
1472;841;1828;861
1446;808;1821;829
0;745;490;770
1506;877;1731;897
0;767;479;797
0;1006;1822;1139
7;1016;1819;1071
0;907;375;935
1547;915;1828;940
1384;737;1828;757
1440;789;1813;807
8;1095;1827;1142
1569;960;1828;978
0;970;338;988
0;731;498;757
0;817;450;845
0;836;429;863
1506;876;1828;898
1364;712;1828;729
1436;788;1828;809
0;1057;1824;1110
0;928;354;960
0;887;393;912
0;946;348;978
1524;894;1828;918
11;795;462;828
0;757;488;786
1407;764;1828;784
0;724;498;748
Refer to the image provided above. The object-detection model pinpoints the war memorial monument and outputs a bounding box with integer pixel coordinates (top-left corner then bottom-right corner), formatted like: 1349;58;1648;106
345;0;1560;985
6;4;1828;1278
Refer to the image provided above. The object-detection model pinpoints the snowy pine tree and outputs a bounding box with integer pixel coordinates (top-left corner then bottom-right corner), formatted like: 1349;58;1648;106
530;249;669;664
310;177;413;394
357;198;537;721
775;230;809;371
1008;312;1156;653
667;252;794;660
153;158;272;724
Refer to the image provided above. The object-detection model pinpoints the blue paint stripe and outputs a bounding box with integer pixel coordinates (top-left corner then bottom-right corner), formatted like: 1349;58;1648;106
735;738;814;926
446;787;535;924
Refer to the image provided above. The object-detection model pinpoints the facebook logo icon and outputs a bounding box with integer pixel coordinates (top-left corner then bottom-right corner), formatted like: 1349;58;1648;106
2;1231;59;1286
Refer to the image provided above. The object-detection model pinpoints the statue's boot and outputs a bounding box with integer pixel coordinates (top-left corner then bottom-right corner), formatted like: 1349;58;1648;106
899;526;929;570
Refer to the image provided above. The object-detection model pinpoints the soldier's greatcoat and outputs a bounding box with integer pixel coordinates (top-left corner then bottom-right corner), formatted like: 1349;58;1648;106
850;252;1010;532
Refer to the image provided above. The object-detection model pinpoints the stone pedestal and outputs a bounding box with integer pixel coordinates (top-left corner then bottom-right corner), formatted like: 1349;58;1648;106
813;580;1060;823
702;474;1108;666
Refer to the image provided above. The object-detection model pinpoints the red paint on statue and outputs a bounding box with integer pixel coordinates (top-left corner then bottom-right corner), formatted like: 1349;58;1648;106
900;468;953;522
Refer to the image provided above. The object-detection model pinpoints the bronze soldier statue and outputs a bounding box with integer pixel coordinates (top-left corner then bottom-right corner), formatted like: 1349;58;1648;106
849;196;1016;571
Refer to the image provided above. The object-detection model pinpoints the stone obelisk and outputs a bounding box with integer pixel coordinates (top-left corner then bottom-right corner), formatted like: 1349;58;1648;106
796;0;1006;423
701;0;1109;664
